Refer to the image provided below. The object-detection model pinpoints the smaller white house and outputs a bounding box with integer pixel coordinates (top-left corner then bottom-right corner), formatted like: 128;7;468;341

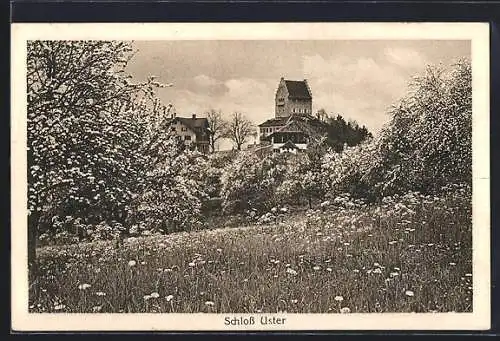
167;114;210;154
276;140;302;154
266;119;311;153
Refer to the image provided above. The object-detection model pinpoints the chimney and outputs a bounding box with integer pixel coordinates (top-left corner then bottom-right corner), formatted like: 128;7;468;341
192;114;196;119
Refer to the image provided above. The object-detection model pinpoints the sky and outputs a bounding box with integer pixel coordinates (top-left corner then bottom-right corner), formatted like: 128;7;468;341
125;40;470;150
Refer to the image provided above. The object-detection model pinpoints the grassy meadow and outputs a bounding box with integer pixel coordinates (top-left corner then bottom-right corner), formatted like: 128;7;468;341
29;188;472;314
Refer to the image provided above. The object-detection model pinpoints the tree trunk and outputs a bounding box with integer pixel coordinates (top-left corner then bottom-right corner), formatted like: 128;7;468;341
308;196;312;209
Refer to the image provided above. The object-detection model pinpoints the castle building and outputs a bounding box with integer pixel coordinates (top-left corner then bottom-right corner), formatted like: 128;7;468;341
257;77;327;153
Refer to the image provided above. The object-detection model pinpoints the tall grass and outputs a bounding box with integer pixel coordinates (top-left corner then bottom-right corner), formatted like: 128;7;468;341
29;188;472;313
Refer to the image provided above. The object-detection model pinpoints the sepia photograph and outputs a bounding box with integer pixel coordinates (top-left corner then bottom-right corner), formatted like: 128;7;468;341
11;22;490;331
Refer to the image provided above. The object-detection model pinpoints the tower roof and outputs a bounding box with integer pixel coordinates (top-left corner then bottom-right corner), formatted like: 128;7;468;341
284;80;312;100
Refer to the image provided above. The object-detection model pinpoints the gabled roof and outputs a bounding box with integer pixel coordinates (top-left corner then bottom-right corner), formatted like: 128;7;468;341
175;117;209;131
258;116;289;127
280;140;300;150
284;80;312;100
263;114;328;142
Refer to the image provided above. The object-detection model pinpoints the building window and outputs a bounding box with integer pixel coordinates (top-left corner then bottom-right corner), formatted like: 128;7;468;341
185;135;191;141
181;127;187;132
171;127;176;131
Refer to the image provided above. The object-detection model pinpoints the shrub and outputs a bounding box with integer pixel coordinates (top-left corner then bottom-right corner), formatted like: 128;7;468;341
220;151;290;214
321;60;472;201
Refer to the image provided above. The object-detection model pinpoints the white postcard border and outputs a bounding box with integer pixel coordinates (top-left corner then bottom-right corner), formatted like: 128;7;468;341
11;22;491;331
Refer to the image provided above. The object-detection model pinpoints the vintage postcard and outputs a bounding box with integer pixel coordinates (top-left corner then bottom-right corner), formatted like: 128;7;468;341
11;22;490;331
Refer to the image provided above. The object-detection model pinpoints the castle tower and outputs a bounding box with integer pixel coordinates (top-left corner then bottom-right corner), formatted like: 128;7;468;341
275;77;313;118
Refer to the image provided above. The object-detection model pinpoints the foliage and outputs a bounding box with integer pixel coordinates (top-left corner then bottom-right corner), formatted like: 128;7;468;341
275;143;329;208
314;110;372;152
127;138;209;234
319;59;472;200
362;59;472;197
27;41;198;251
220;151;290;213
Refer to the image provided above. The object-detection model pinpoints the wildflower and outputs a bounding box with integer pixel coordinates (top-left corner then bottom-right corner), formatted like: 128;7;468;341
465;273;472;277
343;242;350;246
95;291;106;296
144;295;151;301
291;299;298;304
216;248;223;253
141;261;146;265
54;304;66;311
449;262;457;266
374;262;381;267
405;290;415;297
390;272;399;278
427;243;434;247
373;268;382;274
313;266;321;271
340;307;351;314
166;295;174;302
353;269;360;273
205;301;215;307
150;292;160;299
92;305;102;313
286;268;298;276
326;267;332;272
188;262;196;267
394;267;400;271
78;283;91;290
128;260;137;267
334;296;344;302
388;241;397;245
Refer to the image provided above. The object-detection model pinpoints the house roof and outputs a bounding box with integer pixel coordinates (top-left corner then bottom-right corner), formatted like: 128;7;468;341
176;117;209;131
258;116;289;127
262;114;328;141
280;140;300;150
284;80;312;100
